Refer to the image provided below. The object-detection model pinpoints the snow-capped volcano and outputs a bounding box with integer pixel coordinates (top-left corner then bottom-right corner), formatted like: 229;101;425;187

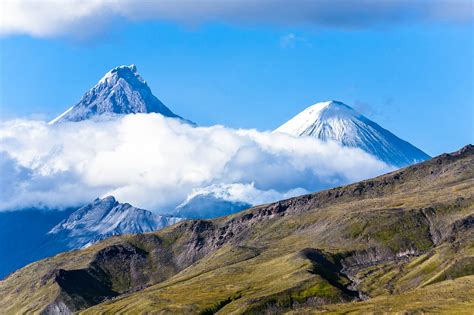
47;196;182;249
275;100;430;167
50;64;184;123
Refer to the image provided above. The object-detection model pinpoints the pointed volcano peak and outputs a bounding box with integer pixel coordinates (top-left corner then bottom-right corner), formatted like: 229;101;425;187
98;64;143;86
49;64;184;124
274;100;360;138
304;100;359;119
325;100;355;110
107;64;138;76
315;100;349;108
275;100;430;167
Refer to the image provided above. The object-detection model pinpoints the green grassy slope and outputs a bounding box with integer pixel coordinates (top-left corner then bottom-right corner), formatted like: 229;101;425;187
1;145;473;314
288;275;474;314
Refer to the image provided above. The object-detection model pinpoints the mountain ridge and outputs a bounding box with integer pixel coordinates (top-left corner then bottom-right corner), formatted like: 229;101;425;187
46;196;183;250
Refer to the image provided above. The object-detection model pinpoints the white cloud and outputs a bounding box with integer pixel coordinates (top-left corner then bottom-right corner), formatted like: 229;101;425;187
181;182;309;207
1;0;472;38
0;114;392;212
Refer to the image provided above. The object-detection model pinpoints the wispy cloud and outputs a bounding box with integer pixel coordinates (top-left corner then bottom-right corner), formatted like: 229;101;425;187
1;0;472;38
0;114;392;212
353;98;401;122
280;33;311;48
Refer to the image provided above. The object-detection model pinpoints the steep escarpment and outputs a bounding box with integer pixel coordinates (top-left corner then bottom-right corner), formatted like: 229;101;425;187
1;145;472;314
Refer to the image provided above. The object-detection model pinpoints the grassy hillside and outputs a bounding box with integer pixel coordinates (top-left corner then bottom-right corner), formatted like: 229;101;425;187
288;276;474;314
1;145;473;314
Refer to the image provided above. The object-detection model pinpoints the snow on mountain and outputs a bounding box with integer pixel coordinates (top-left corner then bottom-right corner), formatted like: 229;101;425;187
174;183;308;219
47;196;183;249
49;64;187;124
174;185;251;219
0;198;182;278
275;100;430;167
175;193;251;220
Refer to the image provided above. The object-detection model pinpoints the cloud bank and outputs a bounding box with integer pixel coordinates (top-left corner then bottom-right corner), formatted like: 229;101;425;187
1;0;472;38
0;114;392;212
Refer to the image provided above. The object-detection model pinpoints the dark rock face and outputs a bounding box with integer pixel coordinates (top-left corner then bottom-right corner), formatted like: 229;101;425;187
45;245;149;313
301;248;359;297
55;268;118;309
448;214;474;242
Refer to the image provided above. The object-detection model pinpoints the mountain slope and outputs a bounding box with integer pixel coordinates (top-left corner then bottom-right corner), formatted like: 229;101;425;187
1;145;472;314
45;196;182;250
49;65;185;124
275;100;430;167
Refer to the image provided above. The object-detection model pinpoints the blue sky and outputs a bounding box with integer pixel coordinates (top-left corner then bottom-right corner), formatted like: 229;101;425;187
0;2;473;156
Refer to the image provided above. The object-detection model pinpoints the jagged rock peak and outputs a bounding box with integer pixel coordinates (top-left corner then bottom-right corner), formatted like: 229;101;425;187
49;64;183;124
